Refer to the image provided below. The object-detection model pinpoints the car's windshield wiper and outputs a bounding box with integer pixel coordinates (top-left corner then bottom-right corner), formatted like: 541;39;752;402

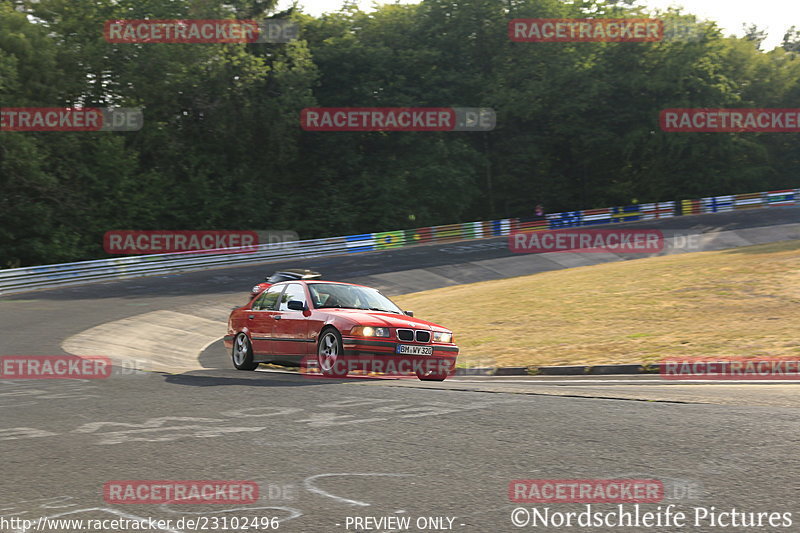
318;305;398;313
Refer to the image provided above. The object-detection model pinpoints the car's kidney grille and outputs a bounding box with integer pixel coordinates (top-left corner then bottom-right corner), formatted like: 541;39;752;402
397;329;414;341
396;329;430;343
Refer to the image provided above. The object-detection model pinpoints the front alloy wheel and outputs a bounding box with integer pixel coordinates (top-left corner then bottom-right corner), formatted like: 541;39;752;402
232;332;258;370
318;329;347;377
416;359;453;381
416;369;449;381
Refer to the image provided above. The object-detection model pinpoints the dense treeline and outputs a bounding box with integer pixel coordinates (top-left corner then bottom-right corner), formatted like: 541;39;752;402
1;0;799;267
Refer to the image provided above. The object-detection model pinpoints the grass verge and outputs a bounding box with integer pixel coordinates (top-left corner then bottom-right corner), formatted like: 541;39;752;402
393;240;800;368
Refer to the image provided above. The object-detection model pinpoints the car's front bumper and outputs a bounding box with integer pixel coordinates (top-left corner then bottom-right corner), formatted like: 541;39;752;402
331;337;458;376
342;337;459;357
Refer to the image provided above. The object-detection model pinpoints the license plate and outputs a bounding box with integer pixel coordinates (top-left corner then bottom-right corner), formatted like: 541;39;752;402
396;344;433;356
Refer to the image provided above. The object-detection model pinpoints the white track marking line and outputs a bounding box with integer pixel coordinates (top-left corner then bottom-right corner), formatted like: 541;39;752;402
450;379;800;384
304;473;413;507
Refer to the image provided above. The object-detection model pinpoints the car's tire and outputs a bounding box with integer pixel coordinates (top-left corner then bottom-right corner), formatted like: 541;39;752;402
416;359;453;381
232;332;258;371
317;328;347;377
416;371;448;382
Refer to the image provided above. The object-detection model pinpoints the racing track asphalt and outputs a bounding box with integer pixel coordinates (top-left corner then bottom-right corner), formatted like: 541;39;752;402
1;207;799;532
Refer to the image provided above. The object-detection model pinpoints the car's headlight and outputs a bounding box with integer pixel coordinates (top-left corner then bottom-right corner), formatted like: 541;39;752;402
351;326;390;337
251;285;261;294
433;331;453;343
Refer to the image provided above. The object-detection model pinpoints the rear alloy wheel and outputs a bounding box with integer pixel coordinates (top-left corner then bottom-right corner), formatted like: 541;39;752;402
317;329;347;377
232;332;258;371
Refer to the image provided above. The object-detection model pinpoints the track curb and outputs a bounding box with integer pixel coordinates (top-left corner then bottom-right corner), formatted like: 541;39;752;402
455;364;663;376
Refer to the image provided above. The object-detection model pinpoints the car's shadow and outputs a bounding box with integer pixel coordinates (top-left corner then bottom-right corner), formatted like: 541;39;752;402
174;338;413;387
199;339;232;369
174;339;388;387
165;339;312;387
162;366;409;388
162;370;343;387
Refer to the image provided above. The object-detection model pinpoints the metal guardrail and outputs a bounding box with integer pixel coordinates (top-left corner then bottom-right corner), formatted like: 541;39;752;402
0;237;347;295
1;187;797;296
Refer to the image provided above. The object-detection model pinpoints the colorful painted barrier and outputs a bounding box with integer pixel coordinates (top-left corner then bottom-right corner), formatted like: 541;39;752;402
342;188;796;253
1;187;795;296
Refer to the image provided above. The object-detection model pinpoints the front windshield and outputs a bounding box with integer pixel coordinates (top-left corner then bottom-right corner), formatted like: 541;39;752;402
308;283;403;313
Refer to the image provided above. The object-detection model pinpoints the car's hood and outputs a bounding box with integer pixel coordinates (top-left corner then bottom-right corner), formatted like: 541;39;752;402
322;309;449;331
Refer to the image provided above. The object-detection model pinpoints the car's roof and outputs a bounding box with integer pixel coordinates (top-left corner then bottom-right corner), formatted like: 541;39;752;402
276;268;319;275
272;280;372;289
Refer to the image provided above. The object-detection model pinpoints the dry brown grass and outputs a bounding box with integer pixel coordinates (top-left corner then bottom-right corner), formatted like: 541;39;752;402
393;240;800;368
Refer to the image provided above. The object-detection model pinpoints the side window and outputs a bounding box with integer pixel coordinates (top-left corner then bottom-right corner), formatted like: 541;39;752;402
252;285;283;311
278;283;307;311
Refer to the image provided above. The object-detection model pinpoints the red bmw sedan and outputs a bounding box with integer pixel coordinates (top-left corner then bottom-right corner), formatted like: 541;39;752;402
224;281;459;381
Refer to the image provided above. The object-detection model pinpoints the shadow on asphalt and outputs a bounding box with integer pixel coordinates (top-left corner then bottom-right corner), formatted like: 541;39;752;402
173;339;368;387
187;340;420;386
199;339;229;369
163;369;346;388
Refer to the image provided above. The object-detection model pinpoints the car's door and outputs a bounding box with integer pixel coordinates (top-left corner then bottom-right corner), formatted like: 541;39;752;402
272;283;312;358
247;285;284;357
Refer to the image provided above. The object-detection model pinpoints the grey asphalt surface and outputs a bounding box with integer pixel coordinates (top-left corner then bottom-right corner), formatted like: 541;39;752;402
2;207;800;532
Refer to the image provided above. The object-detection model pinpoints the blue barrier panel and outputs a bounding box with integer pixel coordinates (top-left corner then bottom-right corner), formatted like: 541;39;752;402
344;233;375;253
547;211;583;229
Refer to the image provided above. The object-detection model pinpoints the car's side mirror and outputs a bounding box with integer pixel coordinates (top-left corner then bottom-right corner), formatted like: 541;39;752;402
287;300;306;311
404;310;414;317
